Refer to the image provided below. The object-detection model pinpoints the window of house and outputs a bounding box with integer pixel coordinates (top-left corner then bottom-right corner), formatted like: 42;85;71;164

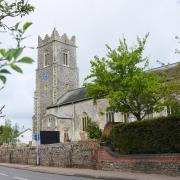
106;112;114;123
63;50;69;66
82;113;89;131
44;53;49;67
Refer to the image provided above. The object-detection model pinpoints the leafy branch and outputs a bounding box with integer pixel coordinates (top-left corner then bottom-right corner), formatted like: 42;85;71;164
0;105;5;118
0;0;34;29
0;0;35;84
0;22;34;83
0;0;34;117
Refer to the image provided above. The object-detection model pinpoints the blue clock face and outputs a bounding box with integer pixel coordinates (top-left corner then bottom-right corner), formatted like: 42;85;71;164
43;71;49;81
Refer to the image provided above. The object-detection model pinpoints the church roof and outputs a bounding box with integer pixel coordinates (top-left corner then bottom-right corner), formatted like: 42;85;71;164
148;62;180;80
44;112;73;119
47;62;180;110
47;87;92;109
148;62;179;72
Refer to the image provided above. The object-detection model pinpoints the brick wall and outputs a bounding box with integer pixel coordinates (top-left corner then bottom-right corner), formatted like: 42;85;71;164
96;147;180;176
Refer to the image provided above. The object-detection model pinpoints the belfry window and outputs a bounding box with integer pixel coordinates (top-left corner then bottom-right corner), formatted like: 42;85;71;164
44;53;49;67
63;50;69;66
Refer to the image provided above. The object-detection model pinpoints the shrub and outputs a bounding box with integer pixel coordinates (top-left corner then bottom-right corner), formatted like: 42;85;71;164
101;135;111;146
108;116;180;154
85;119;102;139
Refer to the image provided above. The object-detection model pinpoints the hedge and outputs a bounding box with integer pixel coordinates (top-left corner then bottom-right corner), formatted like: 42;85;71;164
108;116;180;154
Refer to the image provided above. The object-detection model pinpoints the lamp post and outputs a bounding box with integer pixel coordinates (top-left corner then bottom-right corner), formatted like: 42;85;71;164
36;130;40;165
34;96;40;165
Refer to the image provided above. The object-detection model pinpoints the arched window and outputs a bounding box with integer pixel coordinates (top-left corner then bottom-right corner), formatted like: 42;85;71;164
44;52;49;67
63;49;69;66
82;113;89;131
64;129;69;142
47;118;51;127
106;112;114;122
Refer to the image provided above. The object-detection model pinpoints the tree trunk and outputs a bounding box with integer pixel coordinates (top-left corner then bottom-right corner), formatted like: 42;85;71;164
134;113;142;121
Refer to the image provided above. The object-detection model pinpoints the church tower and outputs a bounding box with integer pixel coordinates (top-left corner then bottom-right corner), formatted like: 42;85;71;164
32;29;79;136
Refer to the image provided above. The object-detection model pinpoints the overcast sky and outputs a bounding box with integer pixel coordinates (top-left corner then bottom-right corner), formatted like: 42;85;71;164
0;0;180;129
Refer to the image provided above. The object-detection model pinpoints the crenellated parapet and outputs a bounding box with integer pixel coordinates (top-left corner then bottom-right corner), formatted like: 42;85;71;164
38;28;76;47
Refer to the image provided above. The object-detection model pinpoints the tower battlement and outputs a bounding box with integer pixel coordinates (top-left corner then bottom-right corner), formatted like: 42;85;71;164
38;28;76;47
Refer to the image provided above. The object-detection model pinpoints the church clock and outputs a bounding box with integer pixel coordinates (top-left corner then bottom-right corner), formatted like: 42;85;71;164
43;71;49;81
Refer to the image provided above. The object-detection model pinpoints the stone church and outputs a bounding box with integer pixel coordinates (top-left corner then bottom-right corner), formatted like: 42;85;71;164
32;29;178;143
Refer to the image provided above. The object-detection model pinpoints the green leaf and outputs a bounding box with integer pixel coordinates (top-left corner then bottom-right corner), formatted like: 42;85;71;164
13;48;23;59
0;75;7;84
14;22;20;30
18;29;23;33
23;22;32;31
0;69;11;74
10;64;23;73
0;49;6;57
18;57;34;64
5;49;14;61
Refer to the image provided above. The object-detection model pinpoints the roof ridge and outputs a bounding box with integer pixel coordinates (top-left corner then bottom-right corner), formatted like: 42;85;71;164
18;128;32;136
56;87;85;104
66;87;84;92
149;61;180;71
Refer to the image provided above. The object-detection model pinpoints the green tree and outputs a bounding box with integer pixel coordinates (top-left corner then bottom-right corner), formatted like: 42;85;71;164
0;0;35;84
162;36;180;116
85;119;102;139
0;119;19;145
84;34;167;121
163;64;180;116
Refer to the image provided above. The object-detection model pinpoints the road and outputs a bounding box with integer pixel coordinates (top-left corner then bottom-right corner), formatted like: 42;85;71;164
0;166;103;180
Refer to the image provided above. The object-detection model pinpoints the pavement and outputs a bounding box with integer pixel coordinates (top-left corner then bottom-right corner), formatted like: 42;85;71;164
0;163;179;180
0;166;101;180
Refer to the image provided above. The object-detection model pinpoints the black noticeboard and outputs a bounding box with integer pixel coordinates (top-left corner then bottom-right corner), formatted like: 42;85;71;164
40;131;60;144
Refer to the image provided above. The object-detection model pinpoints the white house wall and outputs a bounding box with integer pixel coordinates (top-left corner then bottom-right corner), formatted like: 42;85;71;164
17;130;32;144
